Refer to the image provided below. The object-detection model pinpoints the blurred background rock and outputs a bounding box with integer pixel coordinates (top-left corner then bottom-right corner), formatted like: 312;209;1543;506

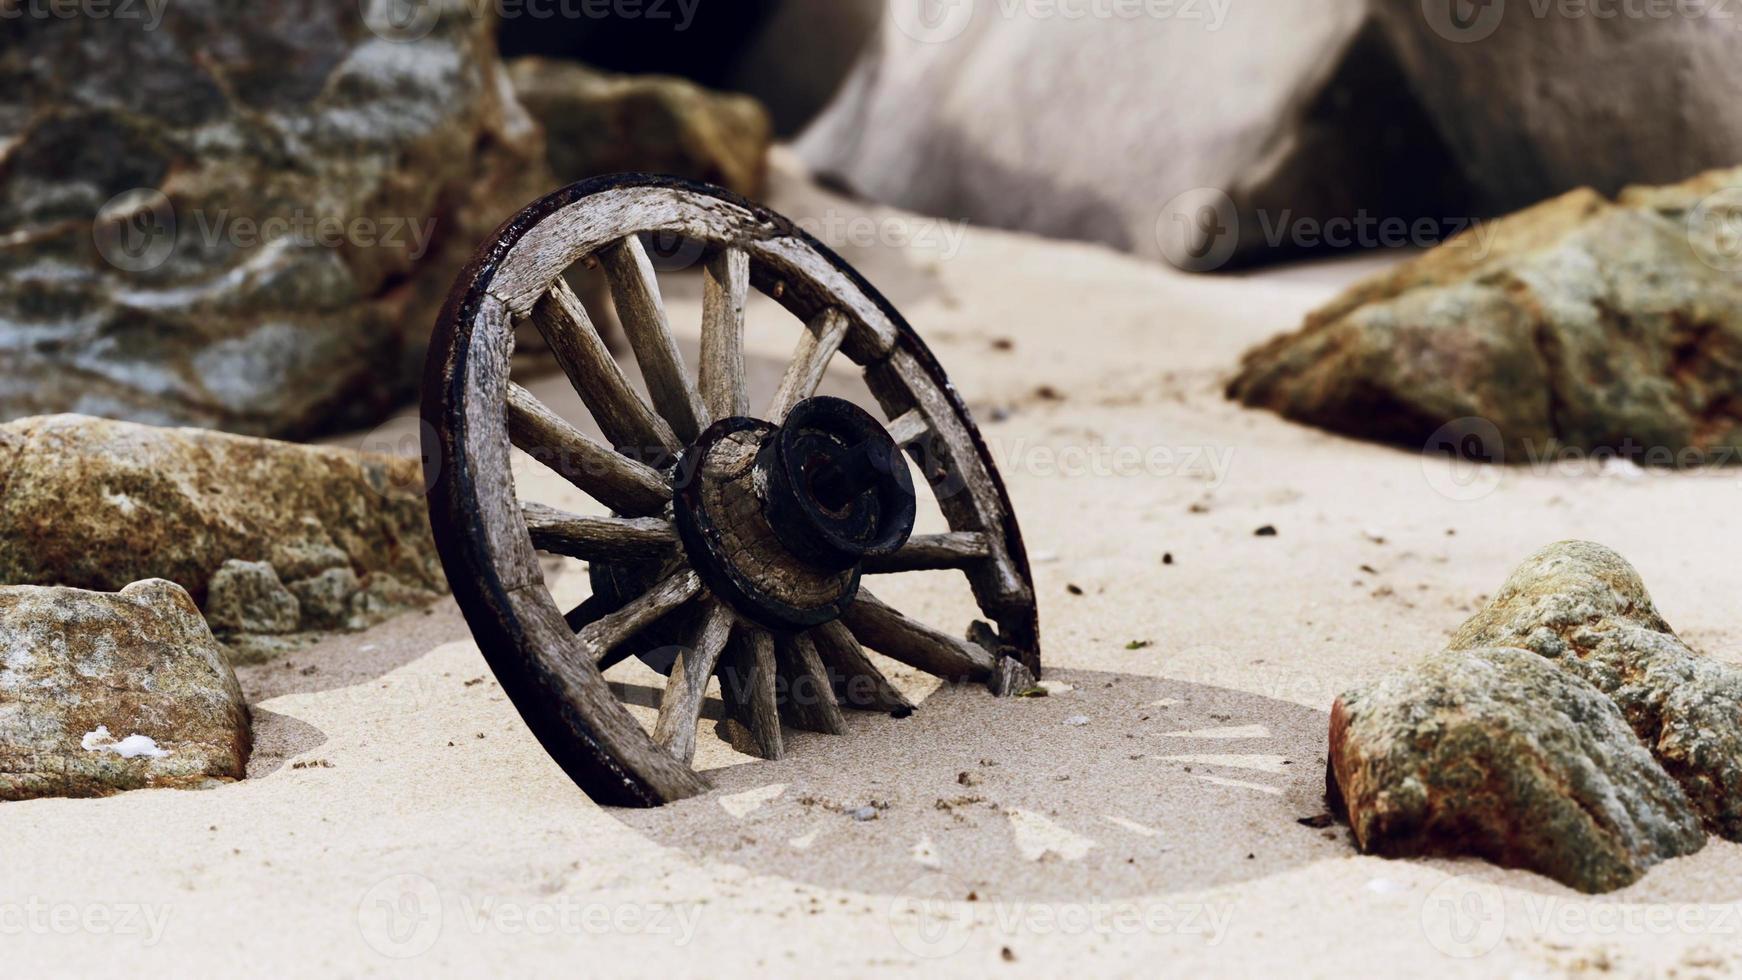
2;0;1738;438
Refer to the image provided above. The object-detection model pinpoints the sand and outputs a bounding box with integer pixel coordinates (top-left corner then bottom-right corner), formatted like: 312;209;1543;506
5;152;1740;978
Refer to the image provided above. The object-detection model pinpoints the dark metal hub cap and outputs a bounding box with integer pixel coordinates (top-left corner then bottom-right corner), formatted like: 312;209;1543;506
672;397;916;631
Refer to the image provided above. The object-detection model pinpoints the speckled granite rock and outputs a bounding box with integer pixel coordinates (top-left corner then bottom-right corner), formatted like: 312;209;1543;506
1329;541;1742;891
1451;542;1742;839
0;415;445;660
0;0;548;437
1229;168;1742;463
1327;646;1705;893
509;57;771;196
0;580;251;800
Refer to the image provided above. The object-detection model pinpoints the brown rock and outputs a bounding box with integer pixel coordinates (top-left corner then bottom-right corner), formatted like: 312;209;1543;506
0;580;251;800
509;57;771;197
0;413;444;619
1229;168;1742;463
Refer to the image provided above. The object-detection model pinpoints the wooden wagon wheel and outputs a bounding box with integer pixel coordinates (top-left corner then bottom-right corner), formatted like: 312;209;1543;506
423;175;1040;807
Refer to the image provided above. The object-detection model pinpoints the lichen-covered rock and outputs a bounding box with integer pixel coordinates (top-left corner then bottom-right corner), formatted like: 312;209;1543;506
0;580;251;800
1327;646;1705;893
205;561;301;635
0;0;549;437
1450;542;1742;839
1229;168;1742;463
0;415;446;656
508;57;771;197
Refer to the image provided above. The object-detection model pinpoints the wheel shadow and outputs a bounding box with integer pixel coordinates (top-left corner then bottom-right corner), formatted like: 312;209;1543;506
614;668;1348;901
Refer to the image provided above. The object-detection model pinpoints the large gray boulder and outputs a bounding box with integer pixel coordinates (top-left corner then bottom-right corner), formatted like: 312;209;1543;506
1373;2;1742;214
797;3;1742;270
0;0;549;437
0;580;251;800
1228;168;1742;464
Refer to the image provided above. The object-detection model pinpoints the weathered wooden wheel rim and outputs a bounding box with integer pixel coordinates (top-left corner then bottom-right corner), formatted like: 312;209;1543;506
423;174;1040;807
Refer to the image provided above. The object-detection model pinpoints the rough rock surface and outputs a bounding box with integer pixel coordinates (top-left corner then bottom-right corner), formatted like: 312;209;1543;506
509;57;772;197
0;580;251;800
1329;541;1742;891
1372;4;1742;215
0;415;445;659
0;0;548;437
1327;646;1705;893
1229;168;1742;463
798;6;1742;269
1451;542;1742;839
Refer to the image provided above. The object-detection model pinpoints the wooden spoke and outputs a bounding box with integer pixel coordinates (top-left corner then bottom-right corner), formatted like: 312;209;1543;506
810;620;914;713
598;236;707;442
521;501;676;563
506;383;670;516
530;278;680;457
576;569;702;663
721;626;784;759
652;600;736;764
840;590;995;681
699;247;750;421
885;409;928;447
768;307;848;420
775;632;847;735
861;532;991;574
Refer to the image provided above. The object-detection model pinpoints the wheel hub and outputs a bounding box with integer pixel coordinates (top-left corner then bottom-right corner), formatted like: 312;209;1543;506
671;396;916;631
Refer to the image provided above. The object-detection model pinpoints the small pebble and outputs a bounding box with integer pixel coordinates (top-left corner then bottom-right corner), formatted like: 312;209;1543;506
1162;553;1174;565
1254;525;1278;537
847;806;878;822
1063;715;1089;727
1066;584;1084;596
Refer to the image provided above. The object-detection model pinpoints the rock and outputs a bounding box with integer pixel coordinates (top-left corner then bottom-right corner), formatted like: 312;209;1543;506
0;415;446;653
205;561;301;635
497;0;880;134
1228;168;1742;463
0;0;549;437
798;7;1742;270
0;580;251;800
1449;542;1742;840
288;567;362;631
509;57;772;197
1372;5;1742;216
1328;646;1705;893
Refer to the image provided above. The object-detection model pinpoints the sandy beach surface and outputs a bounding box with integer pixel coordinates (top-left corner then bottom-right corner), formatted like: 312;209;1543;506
6;154;1741;978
